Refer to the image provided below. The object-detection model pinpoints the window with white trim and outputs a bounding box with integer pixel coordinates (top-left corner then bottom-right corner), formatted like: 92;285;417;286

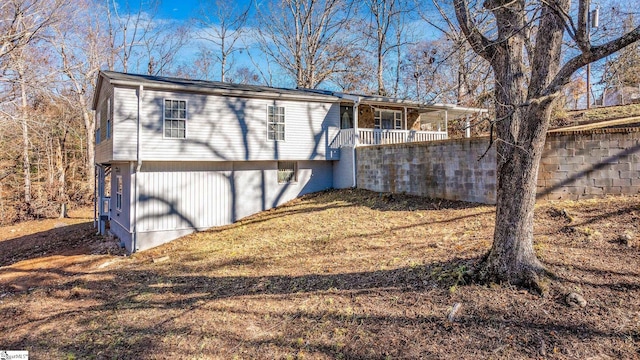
374;109;403;130
277;161;297;183
116;175;123;211
164;99;187;139
267;105;285;141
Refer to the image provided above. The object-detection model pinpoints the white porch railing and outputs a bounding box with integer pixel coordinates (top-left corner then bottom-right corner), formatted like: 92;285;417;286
330;128;447;148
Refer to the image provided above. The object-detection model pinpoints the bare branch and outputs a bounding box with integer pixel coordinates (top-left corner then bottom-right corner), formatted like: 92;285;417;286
545;25;640;96
453;0;497;62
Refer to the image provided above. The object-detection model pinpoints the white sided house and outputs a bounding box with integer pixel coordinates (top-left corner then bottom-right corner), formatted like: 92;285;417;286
93;71;484;252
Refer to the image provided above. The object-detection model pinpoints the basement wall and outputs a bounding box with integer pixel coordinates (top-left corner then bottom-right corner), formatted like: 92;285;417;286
356;128;640;204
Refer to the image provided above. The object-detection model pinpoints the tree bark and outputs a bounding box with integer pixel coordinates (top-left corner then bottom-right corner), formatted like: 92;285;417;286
481;101;552;288
452;0;640;290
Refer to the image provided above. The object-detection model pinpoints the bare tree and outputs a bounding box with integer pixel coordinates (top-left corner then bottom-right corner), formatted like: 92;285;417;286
416;0;493;106
229;66;262;85
194;0;250;82
0;0;67;73
363;0;410;95
600;13;640;94
51;0;110;189
255;0;354;89
453;0;640;290
1;0;67;212
141;22;190;76
105;0;159;73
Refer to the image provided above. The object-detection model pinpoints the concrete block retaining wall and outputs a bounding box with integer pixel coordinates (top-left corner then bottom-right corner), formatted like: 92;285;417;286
356;128;640;204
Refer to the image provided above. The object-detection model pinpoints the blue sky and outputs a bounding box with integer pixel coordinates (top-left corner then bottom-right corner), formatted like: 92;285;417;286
154;0;202;20
119;0;254;21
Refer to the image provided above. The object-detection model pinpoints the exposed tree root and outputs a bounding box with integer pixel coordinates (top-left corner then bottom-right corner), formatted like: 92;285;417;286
469;252;555;296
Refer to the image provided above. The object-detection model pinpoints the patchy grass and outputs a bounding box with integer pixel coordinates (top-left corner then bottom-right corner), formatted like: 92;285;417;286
0;189;639;359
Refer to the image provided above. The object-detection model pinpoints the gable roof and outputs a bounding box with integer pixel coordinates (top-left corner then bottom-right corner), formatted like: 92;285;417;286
93;71;486;118
93;71;340;109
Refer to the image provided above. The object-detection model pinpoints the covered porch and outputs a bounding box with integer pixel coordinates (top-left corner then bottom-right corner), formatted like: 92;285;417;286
329;94;486;148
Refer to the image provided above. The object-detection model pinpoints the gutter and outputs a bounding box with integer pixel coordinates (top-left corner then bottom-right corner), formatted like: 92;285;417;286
106;79;340;104
133;84;143;253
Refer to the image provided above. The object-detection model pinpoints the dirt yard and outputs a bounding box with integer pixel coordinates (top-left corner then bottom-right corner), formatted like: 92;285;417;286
0;189;638;359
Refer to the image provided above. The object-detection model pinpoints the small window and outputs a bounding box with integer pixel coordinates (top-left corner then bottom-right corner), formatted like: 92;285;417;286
164;99;187;139
106;98;112;139
116;175;123;211
95;127;101;145
267;105;285;141
374;108;403;130
277;161;297;183
395;111;402;129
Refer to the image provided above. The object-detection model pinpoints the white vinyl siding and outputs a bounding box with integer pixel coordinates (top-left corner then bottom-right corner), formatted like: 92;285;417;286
164;99;187;139
267;105;285;141
137;162;232;232
94;81;115;164
135;160;333;234
111;87;138;161
104;87;340;162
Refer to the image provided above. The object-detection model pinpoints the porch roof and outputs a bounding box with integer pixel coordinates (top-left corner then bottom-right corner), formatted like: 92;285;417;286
305;89;487;119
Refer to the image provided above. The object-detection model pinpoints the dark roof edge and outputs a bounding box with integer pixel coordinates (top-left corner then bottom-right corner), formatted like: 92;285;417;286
98;71;340;103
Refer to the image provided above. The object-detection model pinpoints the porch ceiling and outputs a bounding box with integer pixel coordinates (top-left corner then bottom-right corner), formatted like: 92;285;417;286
337;92;486;120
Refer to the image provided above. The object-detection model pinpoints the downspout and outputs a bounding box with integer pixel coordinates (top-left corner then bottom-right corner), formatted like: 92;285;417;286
94;164;98;230
352;99;360;188
133;85;143;252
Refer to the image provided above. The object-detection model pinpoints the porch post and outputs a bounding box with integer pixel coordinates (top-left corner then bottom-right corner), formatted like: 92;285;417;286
444;110;448;139
403;107;407;130
353;102;359;145
465;114;471;138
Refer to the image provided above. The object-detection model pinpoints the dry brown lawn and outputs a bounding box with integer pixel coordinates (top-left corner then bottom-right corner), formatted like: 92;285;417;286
0;189;639;359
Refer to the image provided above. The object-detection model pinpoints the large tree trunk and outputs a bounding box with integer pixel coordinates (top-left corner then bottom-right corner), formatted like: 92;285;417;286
474;0;555;289
481;101;554;288
453;0;640;292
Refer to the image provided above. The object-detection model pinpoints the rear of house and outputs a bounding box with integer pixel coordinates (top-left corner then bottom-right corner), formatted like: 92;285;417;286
93;71;483;252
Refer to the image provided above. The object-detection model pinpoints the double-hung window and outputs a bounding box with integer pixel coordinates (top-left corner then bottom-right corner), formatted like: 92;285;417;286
164;99;187;139
374;109;403;130
267;105;285;141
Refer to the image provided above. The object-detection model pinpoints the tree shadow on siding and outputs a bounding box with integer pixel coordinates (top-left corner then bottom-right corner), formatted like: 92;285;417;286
137;94;338;229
